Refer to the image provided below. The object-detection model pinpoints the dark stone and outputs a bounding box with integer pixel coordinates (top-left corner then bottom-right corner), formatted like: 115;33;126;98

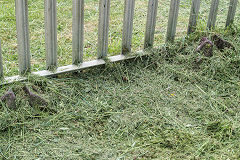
196;37;214;57
212;34;235;51
1;88;16;109
23;86;48;107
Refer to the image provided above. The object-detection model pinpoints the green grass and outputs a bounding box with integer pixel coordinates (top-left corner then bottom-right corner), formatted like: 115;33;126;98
1;0;240;76
0;1;240;159
0;26;240;159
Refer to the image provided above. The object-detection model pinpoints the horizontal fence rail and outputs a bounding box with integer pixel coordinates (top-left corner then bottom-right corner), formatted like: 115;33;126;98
3;53;149;84
0;0;239;85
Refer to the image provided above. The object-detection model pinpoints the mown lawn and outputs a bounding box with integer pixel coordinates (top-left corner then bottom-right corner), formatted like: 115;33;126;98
0;0;240;76
1;0;240;159
0;26;240;159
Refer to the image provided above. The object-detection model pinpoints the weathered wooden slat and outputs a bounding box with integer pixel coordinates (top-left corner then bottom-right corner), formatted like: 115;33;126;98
226;0;238;27
0;40;3;78
144;0;158;49
97;0;111;59
72;0;84;64
44;0;57;69
207;0;219;29
15;0;31;75
187;0;201;34
122;0;135;54
166;0;180;42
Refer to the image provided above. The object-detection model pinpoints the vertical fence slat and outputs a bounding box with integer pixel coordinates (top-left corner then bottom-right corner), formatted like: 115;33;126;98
0;40;3;78
207;0;219;29
122;0;135;54
144;0;158;49
187;0;200;34
166;0;180;42
72;0;84;64
97;0;110;59
15;0;31;75
45;0;57;69
226;0;238;27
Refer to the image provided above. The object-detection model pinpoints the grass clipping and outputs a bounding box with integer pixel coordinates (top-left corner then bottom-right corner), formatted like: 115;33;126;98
0;27;240;159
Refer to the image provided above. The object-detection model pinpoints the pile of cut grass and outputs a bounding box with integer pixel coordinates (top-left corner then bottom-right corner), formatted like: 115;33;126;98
0;27;239;159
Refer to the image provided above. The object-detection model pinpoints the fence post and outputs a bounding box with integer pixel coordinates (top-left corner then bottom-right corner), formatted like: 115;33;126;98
144;0;158;49
97;0;110;59
226;0;238;27
166;0;180;42
72;0;84;64
44;0;57;70
187;0;200;34
207;0;219;29
122;0;135;54
15;0;31;75
0;40;3;78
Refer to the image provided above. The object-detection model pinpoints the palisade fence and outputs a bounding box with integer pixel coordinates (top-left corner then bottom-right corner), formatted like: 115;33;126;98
0;0;238;84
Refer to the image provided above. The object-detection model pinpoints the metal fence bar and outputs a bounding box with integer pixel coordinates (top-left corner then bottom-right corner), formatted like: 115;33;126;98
2;51;150;85
0;40;3;78
15;0;31;75
226;0;238;27
44;0;57;69
187;0;200;34
144;0;158;49
122;0;135;54
207;0;219;29
72;0;84;64
97;0;111;59
166;0;180;42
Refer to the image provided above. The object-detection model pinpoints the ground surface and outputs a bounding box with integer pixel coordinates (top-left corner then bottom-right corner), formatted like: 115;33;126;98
0;0;240;76
0;27;239;159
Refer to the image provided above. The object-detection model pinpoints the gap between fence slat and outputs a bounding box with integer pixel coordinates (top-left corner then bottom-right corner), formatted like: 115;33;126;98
166;0;180;42
15;0;31;75
0;40;3;78
187;0;200;34
97;0;111;59
207;0;219;29
72;0;84;64
144;0;158;49
226;0;238;27
45;0;57;70
122;0;135;54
